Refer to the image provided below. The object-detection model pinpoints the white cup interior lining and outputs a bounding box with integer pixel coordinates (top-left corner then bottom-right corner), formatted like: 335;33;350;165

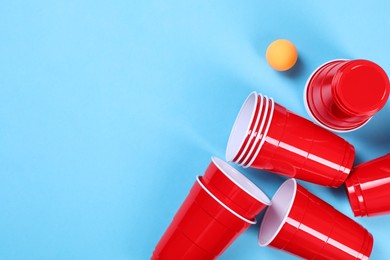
258;179;297;246
211;157;271;205
226;92;258;162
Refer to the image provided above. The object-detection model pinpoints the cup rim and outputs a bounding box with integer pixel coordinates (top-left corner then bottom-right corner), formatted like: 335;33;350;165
196;176;257;225
234;93;263;164
226;92;258;162
345;177;365;217
210;157;271;205
238;95;269;166
258;178;297;247
245;97;275;168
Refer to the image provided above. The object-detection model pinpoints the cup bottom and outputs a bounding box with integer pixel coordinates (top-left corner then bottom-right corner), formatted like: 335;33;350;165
304;60;371;133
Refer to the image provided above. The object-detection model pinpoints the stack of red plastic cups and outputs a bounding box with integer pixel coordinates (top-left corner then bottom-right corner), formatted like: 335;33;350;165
226;92;355;187
346;153;390;217
258;179;374;259
304;59;390;132
154;57;390;259
152;157;271;259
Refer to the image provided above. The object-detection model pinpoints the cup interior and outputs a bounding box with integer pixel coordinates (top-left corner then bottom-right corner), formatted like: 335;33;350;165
226;92;258;162
258;178;297;246
211;157;271;205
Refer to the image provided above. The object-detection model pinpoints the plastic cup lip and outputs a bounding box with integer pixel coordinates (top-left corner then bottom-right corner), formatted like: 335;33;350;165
345;180;364;217
245;97;275;168
345;172;369;217
210;157;271;205
234;94;263;164
226;92;258;162
196;176;257;225
258;178;297;247
303;59;371;133
238;95;269;166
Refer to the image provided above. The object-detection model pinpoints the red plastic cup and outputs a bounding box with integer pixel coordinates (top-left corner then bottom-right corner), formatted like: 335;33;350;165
258;179;374;260
226;92;355;187
202;157;271;219
305;59;390;132
152;177;256;259
345;153;390;217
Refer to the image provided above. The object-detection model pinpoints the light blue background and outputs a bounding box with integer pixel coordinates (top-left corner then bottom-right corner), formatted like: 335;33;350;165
0;1;389;259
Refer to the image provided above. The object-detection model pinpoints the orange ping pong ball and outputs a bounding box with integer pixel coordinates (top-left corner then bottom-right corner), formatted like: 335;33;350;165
266;39;298;71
